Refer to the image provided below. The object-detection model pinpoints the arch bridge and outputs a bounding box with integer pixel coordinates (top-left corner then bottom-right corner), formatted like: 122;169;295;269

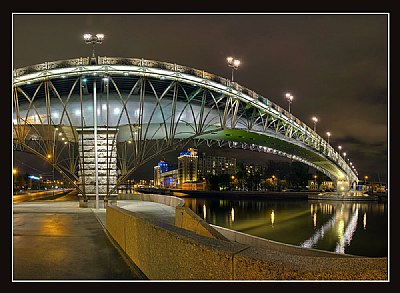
13;56;359;203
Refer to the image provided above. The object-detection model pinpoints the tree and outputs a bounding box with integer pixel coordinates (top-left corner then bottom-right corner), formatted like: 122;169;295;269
205;174;232;191
247;170;261;191
235;162;247;190
205;174;219;191
289;161;310;188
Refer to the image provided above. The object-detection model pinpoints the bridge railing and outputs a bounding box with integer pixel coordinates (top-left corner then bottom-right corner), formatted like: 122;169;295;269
13;57;90;78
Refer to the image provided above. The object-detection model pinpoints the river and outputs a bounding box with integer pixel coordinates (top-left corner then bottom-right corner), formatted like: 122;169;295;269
182;196;388;257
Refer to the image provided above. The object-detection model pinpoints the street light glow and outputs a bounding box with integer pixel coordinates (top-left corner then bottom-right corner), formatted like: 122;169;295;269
83;33;92;41
96;33;104;40
312;116;318;132
227;56;241;82
84;32;105;61
84;33;104;44
285;93;294;113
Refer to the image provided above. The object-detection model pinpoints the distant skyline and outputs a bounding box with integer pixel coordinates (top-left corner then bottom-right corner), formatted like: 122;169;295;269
13;143;294;181
12;13;389;183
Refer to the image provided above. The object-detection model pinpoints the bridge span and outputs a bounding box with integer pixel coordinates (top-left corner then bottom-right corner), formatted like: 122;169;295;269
13;56;358;203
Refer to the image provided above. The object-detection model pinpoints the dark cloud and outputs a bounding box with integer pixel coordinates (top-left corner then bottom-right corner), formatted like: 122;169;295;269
12;13;389;183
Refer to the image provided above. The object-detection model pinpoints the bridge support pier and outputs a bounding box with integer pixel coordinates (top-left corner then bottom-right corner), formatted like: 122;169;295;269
334;179;350;193
77;127;118;208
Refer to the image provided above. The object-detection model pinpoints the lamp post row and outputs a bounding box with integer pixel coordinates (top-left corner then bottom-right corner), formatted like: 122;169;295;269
224;56;356;177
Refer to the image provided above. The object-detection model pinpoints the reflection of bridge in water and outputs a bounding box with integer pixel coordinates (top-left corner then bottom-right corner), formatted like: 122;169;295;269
184;197;386;256
301;202;360;254
13;56;358;206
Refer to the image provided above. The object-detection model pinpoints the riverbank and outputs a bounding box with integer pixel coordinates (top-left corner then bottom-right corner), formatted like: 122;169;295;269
137;188;386;202
308;192;379;201
171;190;311;200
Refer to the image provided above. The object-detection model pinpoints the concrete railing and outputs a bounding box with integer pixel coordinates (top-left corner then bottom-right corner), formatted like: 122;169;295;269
175;206;228;240
106;197;388;280
211;225;355;258
117;192;185;207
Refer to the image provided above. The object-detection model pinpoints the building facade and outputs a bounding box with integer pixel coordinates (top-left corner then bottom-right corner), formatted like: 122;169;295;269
178;148;198;187
153;148;237;190
160;169;179;189
198;154;236;178
154;160;173;188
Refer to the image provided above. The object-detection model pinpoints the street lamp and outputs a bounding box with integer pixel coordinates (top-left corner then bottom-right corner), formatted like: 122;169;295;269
338;145;342;156
326;132;331;144
314;175;317;190
84;33;105;64
13;168;17;194
50;127;59;196
226;56;240;82
271;175;276;191
312;116;318;132
285;93;294;113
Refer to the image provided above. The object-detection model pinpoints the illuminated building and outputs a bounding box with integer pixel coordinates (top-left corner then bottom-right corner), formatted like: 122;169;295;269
158;160;169;173
308;179;334;191
153;165;161;187
160;169;179;189
154;160;172;188
178;148;198;187
198;154;236;177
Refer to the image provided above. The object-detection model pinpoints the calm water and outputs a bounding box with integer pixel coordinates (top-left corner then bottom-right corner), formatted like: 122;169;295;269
183;196;388;257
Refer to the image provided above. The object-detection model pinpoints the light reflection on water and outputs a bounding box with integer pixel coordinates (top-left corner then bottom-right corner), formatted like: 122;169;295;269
183;197;388;257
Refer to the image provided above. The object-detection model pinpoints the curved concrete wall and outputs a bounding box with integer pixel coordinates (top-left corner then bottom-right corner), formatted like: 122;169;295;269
105;200;388;280
175;206;228;240
117;192;185;207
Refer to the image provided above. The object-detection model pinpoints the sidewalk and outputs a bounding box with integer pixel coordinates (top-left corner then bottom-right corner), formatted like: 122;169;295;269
12;199;170;281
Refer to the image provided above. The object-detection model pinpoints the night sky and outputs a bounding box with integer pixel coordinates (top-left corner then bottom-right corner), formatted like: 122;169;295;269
12;13;389;183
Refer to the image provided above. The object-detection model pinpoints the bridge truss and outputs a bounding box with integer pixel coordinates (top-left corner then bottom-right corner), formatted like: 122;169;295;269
13;56;359;196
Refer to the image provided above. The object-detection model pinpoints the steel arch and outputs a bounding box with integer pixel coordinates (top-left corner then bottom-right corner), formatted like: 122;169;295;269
13;56;358;196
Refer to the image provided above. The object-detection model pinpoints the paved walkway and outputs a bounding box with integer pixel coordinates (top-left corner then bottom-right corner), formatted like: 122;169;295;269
12;197;175;281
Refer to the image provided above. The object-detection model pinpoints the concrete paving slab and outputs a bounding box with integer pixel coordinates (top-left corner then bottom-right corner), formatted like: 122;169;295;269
13;200;148;281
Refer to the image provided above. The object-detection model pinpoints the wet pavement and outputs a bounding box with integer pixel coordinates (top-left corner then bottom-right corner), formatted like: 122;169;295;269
12;194;149;281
